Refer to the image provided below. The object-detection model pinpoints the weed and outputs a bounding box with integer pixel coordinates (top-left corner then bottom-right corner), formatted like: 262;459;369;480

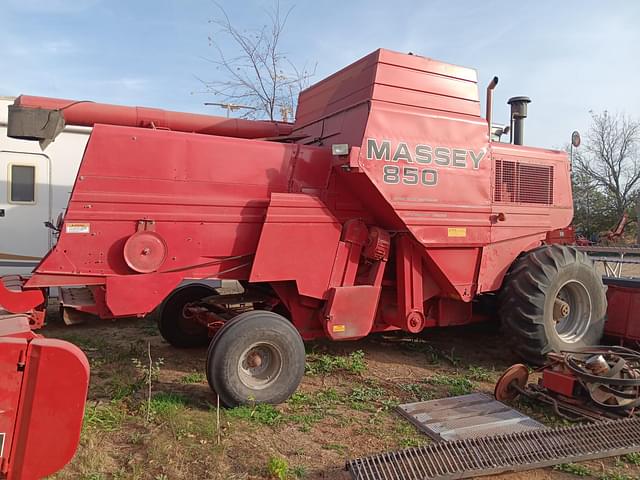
554;463;591;476
180;371;206;384
314;387;342;404
291;465;307;478
323;443;348;454
599;473;634;480
227;403;282;426
467;366;492;382
84;402;126;431
394;421;427;448
348;385;385;410
286;388;341;429
149;392;188;418
107;374;141;401
401;340;461;366
398;437;425;448
400;382;434;401
305;350;366;375
623;452;640;465
380;398;400;411
132;355;163;384
82;474;106;480
426;374;473;396
287;392;311;407
267;456;289;480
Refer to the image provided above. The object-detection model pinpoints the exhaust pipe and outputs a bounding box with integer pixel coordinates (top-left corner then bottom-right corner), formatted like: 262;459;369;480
507;96;531;145
486;76;499;139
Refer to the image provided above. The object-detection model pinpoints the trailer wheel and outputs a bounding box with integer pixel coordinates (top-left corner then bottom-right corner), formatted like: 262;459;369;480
206;310;305;407
158;285;216;348
499;245;606;364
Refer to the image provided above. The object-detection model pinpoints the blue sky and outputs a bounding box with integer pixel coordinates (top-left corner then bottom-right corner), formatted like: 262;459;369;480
1;0;638;149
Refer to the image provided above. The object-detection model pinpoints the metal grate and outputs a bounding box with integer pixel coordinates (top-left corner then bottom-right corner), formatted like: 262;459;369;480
347;417;640;480
397;393;543;442
494;159;554;205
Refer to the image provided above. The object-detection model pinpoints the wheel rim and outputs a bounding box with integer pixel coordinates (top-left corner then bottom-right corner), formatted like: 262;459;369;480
553;280;592;343
238;342;283;390
179;302;206;336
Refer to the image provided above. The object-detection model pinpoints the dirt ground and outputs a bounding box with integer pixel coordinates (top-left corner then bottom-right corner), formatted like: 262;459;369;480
43;308;640;480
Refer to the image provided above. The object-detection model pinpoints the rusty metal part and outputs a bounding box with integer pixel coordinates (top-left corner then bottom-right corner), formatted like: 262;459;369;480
498;346;640;421
512;383;611;422
346;417;640;480
494;363;529;401
585;354;609;375
553;297;570;321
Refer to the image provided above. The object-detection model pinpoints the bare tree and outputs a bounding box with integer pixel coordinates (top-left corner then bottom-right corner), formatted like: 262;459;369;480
201;1;314;121
575;111;640;218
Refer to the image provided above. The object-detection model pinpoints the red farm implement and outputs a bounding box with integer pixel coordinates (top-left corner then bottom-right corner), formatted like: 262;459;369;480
0;49;606;435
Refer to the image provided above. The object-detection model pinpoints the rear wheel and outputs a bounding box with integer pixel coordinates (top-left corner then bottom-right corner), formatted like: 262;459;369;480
499;245;606;364
158;285;216;348
206;310;305;407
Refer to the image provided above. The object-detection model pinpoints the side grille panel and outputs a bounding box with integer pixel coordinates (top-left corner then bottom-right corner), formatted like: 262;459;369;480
494;159;554;205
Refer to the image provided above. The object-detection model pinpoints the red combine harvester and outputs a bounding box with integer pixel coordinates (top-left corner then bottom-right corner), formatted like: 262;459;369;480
1;50;607;423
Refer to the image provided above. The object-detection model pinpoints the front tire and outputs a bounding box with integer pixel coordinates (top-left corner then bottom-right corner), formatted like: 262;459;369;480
158;285;216;348
499;245;606;364
206;310;305;407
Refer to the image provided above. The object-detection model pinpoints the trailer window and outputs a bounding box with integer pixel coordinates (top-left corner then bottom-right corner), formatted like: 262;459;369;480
10;165;36;203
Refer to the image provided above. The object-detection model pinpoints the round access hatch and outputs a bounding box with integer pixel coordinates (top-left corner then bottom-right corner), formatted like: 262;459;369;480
123;231;167;273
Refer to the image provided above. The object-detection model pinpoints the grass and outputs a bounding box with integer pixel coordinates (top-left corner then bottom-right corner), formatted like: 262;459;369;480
467;365;493;381
400;382;434;401
305;350;366;375
623;452;640;466
599;473;634;480
227;403;283;426
180;371;206;384
149;392;188;418
425;373;474;396
291;465;307;478
393;421;428;449
84;401;127;431
347;385;386;410
322;443;348;454
554;463;592;476
267;456;289;480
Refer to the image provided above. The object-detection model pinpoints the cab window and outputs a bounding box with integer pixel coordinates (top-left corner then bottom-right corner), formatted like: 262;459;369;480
10;165;36;203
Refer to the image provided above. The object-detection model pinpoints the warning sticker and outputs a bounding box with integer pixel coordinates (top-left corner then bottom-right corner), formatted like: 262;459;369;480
66;223;90;234
447;227;467;238
332;325;346;333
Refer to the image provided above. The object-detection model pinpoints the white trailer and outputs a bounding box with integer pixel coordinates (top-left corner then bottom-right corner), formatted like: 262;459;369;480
0;96;91;275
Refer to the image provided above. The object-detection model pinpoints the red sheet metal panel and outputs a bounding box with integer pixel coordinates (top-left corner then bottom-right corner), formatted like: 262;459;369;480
0;316;88;480
8;338;89;480
323;285;381;340
0;337;25;477
604;279;640;341
250;193;342;299
542;369;578;397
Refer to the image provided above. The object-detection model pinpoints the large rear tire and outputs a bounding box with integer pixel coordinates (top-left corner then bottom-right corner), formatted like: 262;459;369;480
158;285;216;348
499;245;606;364
206;310;305;407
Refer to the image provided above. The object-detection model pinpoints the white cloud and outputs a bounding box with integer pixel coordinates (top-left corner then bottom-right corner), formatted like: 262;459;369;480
43;40;77;55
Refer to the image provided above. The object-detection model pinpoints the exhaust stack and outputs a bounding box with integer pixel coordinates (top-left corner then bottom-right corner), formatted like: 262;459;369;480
507;96;531;145
485;76;499;138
